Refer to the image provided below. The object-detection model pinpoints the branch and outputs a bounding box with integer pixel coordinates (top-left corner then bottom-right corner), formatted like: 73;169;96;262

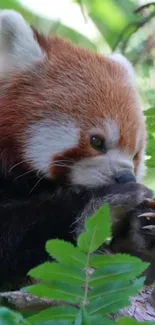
113;10;155;52
0;286;155;321
78;0;87;23
135;2;155;14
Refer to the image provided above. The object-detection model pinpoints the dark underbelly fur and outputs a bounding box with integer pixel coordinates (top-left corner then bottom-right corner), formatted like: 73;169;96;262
0;165;155;291
0;171;89;290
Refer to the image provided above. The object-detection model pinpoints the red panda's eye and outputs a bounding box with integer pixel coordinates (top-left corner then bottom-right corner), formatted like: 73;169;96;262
90;135;106;153
133;153;139;160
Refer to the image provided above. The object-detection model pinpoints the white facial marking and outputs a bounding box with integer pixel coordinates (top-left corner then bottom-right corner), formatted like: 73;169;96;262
70;149;134;187
0;10;44;76
24;119;80;175
105;119;119;148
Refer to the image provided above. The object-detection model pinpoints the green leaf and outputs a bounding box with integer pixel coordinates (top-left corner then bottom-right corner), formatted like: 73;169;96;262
90;315;114;325
142;64;150;78
87;293;129;316
74;311;82;325
78;204;111;253
117;317;155;325
26;282;83;304
87;278;142;316
46;240;86;268
145;107;155;116
0;0;39;25
114;0;136;17
81;308;91;325
0;307;27;325
29;262;84;285
55;24;97;51
34;320;73;325
83;0;131;48
88;278;144;300
90;254;149;286
28;306;78;324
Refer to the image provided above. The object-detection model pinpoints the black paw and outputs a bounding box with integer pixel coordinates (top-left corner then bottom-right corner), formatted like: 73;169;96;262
121;183;153;209
130;199;155;249
110;199;155;285
102;182;153;211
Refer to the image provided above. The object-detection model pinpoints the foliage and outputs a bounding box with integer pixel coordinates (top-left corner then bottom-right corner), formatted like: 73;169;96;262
144;106;155;190
0;204;154;324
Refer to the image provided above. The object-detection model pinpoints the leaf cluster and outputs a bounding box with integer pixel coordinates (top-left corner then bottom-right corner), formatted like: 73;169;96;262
0;204;154;325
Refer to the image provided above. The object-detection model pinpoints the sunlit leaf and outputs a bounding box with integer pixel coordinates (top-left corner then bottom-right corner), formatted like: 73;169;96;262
117;317;155;325
78;204;111;253
55;24;97;50
46;240;86;268
26;282;83;304
88;279;142;300
29;262;84;285
28;306;78;324
87;278;143;315
90;254;149;286
81;0;132;47
0;307;27;325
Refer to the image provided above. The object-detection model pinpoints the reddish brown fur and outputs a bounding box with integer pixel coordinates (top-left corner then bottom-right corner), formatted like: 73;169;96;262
0;31;146;172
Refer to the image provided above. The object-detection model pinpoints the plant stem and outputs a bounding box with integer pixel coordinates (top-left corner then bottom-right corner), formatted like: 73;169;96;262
82;229;97;307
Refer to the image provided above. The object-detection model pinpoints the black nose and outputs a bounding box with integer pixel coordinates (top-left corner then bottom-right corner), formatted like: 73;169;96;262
115;172;136;184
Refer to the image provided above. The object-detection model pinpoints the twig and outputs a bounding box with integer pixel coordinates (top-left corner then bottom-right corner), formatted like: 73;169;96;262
113;10;155;52
135;2;155;14
78;0;87;23
0;285;155;320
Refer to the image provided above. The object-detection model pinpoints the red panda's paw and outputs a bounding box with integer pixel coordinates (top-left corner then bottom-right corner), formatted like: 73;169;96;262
110;199;155;283
127;199;155;256
121;183;153;209
104;182;153;211
110;199;155;295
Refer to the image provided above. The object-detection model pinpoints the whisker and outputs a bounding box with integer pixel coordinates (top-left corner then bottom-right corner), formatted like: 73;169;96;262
36;161;73;176
10;158;74;174
54;160;74;164
13;158;74;181
29;175;45;194
9;159;28;172
53;164;72;168
14;169;36;181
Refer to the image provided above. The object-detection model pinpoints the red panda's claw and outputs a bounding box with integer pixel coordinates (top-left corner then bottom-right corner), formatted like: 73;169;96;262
144;198;155;202
142;225;155;231
138;212;155;219
144;199;155;209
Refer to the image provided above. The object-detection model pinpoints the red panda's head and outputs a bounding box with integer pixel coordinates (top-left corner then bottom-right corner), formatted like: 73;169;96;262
0;10;146;188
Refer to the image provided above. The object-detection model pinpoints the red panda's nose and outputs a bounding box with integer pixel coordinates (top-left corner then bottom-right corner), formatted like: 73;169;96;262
115;172;136;184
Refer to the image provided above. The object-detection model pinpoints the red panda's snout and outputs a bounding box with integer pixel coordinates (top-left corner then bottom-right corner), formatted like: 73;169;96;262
0;10;146;188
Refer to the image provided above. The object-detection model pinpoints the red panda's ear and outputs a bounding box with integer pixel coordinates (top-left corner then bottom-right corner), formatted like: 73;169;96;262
109;53;135;81
0;10;45;76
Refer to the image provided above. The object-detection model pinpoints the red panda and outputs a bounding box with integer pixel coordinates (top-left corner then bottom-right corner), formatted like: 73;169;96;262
0;10;154;290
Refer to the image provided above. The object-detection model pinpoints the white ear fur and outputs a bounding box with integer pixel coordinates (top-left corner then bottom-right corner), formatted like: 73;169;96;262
109;53;135;80
0;10;44;76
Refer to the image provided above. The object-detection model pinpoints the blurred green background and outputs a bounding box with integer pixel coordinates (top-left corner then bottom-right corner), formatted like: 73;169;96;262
1;0;155;191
